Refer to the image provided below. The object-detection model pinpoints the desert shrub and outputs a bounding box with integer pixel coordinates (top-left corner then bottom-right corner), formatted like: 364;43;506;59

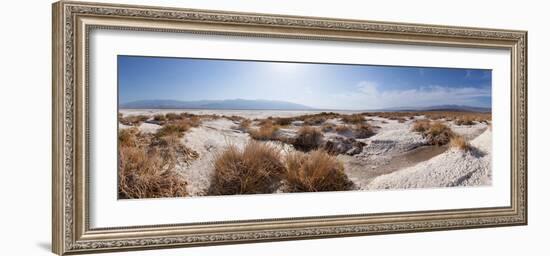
322;123;336;132
118;145;188;199
119;114;149;126
292;126;324;151
117;121;200;199
411;120;431;133
151;135;199;166
283;150;353;192
223;115;245;122
304;116;327;125
341;114;365;124
153;114;166;121
208;142;286;195
293;112;340;122
118;127;140;148
236;119;252;132
450;135;472;151
335;125;352;135
156;120;191;138
425;122;455;146
257;118;273;126
353;124;375;139
165;112;180;121
455;116;475;126
273;117;294;126
412;120;455;146
186;116;202;127
390;117;407;123
249;121;280;140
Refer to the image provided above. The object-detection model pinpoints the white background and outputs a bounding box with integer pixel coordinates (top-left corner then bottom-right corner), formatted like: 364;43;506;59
0;0;547;255
90;29;510;227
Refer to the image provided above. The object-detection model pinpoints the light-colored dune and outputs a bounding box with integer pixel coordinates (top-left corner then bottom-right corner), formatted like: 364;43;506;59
137;122;161;133
360;118;427;156
117;121;161;133
175;118;249;196
365;128;492;190
118;109;492;194
175;118;294;196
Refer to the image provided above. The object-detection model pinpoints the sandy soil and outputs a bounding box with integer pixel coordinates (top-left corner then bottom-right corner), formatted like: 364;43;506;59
119;110;492;194
173;118;292;196
339;117;490;189
366;128;492;190
175;118;248;195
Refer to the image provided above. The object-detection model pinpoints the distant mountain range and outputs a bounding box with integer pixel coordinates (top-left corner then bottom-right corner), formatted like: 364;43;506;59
376;105;491;113
121;99;490;113
120;99;315;110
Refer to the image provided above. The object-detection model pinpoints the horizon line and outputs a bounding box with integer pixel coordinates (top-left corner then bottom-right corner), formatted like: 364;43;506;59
119;98;492;111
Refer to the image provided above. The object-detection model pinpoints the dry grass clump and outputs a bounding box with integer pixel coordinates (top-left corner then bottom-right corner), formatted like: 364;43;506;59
118;128;190;199
303;116;327;125
450;135;472;151
322;123;336;132
151;135;199;166
160;112;203;124
425;121;455;146
236;119;252;132
223;115;245;122
208;141;286;195
184;116;202;128
165;112;180;121
455;115;475;126
288;112;340;125
117;113;205;199
118;146;188;199
156;120;191;138
119;127;153;148
249;120;280;140
411;120;455;146
283;150;353;192
257;118;274;126
273;117;294;126
390;117;407;123
118;127;141;148
153;114;167;124
341;114;365;124
411;120;432;133
155;116;201;138
353;123;375;139
119;114;150;126
335;125;352;134
292;126;324;151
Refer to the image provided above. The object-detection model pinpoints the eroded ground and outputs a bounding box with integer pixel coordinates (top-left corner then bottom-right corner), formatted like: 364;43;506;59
118;109;492;197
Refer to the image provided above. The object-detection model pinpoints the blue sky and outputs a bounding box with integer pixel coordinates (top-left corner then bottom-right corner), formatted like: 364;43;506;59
118;55;492;110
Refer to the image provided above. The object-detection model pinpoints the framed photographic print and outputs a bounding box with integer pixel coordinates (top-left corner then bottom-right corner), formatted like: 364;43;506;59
52;1;527;255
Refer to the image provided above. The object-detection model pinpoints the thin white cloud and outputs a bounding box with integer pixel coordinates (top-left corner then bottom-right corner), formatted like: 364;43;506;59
327;81;490;110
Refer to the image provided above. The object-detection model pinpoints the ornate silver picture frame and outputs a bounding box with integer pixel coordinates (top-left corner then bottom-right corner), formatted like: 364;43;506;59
52;1;527;255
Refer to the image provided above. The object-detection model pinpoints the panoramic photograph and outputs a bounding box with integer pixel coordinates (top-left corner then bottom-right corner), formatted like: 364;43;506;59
117;55;492;199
